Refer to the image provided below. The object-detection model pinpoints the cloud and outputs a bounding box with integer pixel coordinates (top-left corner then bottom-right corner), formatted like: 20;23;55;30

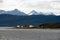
0;0;3;3
20;1;52;13
52;0;60;2
50;1;60;15
51;2;60;9
25;2;51;9
0;0;60;15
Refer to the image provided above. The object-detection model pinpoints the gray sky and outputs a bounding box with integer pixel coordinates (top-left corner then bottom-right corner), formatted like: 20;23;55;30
0;0;60;15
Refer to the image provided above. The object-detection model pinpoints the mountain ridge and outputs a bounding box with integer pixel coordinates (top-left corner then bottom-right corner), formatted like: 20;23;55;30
0;14;60;27
0;9;57;16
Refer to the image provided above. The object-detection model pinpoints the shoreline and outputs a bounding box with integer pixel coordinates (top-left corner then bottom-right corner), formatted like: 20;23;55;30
0;27;60;30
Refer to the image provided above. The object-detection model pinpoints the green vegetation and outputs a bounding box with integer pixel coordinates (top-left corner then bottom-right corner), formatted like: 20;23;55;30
15;23;60;29
39;22;60;29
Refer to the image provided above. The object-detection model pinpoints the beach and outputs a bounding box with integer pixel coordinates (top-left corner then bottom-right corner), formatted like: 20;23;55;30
0;28;60;40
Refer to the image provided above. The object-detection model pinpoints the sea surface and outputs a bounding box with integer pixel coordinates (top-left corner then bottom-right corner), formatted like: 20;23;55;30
0;28;60;40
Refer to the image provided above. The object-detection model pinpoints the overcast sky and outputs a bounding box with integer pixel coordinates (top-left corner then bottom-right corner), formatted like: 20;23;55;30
0;0;60;15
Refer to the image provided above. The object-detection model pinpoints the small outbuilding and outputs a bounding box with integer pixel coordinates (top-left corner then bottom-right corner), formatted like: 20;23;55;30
29;25;34;28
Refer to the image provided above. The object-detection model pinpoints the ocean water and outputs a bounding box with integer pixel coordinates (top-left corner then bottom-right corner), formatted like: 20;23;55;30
0;29;60;40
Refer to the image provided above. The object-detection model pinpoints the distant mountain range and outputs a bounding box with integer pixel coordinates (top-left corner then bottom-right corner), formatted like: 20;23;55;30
0;14;60;27
28;10;55;15
0;9;60;27
0;9;27;16
0;9;56;16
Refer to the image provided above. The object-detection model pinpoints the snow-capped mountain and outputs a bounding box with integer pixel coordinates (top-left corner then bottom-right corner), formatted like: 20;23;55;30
0;10;6;14
6;9;27;16
28;10;39;15
43;12;55;15
0;9;27;16
28;10;55;16
0;9;56;16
